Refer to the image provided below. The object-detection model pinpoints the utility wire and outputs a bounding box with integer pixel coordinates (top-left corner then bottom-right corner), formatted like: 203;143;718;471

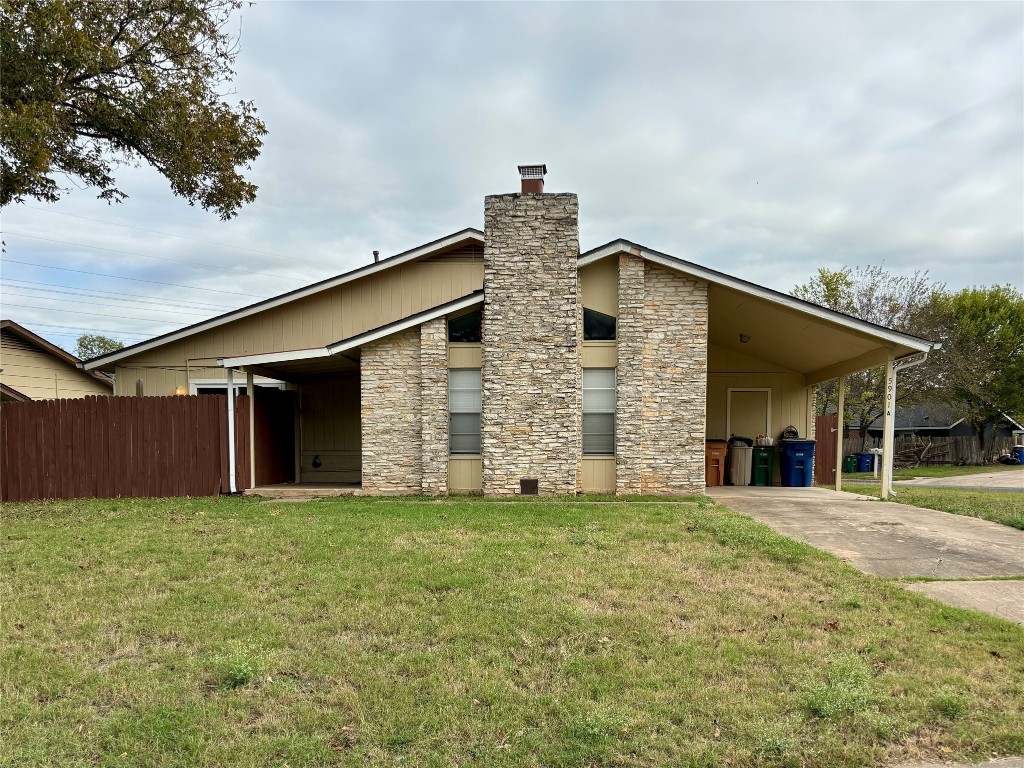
20;204;332;268
24;321;153;338
1;291;212;318
1;301;195;325
4;231;315;284
0;258;269;298
0;277;235;311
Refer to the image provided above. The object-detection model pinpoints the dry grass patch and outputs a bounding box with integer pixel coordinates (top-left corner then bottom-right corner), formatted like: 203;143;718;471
2;496;1022;767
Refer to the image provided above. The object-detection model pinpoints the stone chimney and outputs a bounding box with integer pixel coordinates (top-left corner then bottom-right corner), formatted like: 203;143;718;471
480;166;581;495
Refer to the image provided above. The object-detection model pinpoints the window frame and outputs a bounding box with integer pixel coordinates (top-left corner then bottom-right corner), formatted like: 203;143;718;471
448;368;482;456
582;367;616;456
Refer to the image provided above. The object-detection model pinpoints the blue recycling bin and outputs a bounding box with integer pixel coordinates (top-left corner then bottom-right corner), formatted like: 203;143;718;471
1013;446;1024;465
779;439;816;487
856;452;875;473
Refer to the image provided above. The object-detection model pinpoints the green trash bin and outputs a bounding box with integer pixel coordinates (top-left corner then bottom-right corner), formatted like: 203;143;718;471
843;455;858;473
752;447;774;486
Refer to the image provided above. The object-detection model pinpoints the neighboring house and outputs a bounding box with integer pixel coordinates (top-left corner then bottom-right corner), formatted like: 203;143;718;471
0;320;112;401
851;404;1024;441
84;167;934;495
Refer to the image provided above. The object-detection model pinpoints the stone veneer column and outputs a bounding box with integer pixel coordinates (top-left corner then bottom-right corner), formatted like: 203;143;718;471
360;327;423;494
420;317;448;495
640;262;708;494
481;192;581;495
615;253;646;494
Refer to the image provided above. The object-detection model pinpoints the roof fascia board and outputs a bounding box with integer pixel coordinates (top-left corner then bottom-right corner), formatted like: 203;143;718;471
580;242;933;354
220;292;484;369
84;229;485;371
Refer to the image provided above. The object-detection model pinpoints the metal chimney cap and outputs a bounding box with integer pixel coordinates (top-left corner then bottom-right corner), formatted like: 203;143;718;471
517;164;547;179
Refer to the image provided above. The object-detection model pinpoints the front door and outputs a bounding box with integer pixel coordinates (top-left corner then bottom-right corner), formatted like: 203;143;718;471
728;389;770;439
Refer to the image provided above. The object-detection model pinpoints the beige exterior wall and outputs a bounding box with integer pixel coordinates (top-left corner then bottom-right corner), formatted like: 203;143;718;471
110;250;483;396
581;458;616;493
0;330;111;399
448;457;482;493
580;257;618;317
299;374;360;483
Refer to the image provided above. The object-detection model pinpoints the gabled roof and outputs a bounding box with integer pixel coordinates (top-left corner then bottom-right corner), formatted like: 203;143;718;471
82;228;485;370
1;320;112;386
0;382;31;402
579;240;934;356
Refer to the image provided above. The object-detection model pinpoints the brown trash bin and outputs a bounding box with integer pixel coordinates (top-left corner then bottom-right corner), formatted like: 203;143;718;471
705;440;728;486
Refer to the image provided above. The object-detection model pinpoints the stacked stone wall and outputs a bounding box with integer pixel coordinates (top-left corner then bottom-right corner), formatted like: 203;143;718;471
615;253;646;494
420;317;448;494
639;262;708;494
360;327;423;494
481;193;581;495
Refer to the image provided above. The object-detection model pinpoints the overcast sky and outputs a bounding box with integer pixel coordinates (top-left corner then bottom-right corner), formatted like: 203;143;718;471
2;1;1022;352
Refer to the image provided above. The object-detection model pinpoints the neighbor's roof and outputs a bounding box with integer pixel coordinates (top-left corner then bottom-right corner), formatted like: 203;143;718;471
1;319;113;386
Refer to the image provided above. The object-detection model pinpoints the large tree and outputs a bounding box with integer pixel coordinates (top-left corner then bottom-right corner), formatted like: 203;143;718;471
792;265;944;450
929;285;1024;456
1;0;266;219
75;333;123;360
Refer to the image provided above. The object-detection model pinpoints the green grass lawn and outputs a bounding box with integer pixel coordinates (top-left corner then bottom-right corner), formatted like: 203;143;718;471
3;496;1023;768
846;485;1024;531
842;463;1024;483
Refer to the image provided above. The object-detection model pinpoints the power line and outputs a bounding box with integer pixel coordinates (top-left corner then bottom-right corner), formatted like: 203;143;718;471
1;301;194;325
1;290;212;317
0;258;269;298
20;204;331;267
4;231;314;284
0;277;235;311
23;321;153;338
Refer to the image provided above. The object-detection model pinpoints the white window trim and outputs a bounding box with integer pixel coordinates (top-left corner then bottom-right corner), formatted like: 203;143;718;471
726;387;772;439
189;376;285;395
583;367;616;457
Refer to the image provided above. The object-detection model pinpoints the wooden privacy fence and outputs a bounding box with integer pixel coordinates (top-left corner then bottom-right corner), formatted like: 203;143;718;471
842;435;1017;467
1;395;252;502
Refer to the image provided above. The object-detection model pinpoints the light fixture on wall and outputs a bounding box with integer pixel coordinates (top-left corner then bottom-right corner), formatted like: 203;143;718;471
174;385;187;395
739;333;751;344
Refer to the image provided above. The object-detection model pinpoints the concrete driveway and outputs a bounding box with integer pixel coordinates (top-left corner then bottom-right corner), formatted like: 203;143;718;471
707;486;1024;623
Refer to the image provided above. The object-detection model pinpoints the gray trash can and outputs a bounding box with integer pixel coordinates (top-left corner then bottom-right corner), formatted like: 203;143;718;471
729;445;753;486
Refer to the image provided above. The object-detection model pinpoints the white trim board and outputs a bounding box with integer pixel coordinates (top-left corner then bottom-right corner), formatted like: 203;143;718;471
83;228;484;370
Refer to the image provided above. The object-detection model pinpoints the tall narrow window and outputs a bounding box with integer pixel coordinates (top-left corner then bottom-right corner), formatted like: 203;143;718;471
449;369;481;455
583;368;615;455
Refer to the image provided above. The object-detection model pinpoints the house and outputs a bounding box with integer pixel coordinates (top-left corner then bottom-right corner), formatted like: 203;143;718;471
851;404;1024;441
1;320;112;401
83;167;935;496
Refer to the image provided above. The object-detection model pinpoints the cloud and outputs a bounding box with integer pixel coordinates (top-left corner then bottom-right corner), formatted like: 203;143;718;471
2;1;1020;350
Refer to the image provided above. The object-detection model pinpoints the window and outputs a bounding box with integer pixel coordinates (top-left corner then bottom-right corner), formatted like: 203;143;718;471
449;369;481;455
448;309;482;343
191;378;285;396
583;368;615;455
583;308;616;340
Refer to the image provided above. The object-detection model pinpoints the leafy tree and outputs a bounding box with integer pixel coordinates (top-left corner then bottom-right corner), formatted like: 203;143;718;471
1;0;266;219
792;266;944;450
75;333;123;360
929;285;1024;456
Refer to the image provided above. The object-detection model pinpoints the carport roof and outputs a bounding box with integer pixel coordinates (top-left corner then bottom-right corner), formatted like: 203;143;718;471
580;240;935;381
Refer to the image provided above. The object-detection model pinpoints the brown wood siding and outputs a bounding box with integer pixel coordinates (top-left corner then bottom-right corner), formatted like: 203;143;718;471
110;255;484;396
0;395;246;501
815;413;838;486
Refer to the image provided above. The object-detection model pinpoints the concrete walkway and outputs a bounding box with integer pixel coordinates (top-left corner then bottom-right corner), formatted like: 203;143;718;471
896;760;1024;768
707;486;1024;623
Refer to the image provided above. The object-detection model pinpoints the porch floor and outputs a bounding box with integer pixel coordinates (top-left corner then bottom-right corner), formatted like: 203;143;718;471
244;482;361;499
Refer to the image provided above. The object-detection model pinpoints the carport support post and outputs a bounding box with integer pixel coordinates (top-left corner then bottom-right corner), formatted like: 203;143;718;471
247;371;256;490
880;351;896;499
226;368;237;493
834;375;845;492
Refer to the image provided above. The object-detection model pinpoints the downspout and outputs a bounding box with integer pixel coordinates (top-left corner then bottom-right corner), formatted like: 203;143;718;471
884;347;936;498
